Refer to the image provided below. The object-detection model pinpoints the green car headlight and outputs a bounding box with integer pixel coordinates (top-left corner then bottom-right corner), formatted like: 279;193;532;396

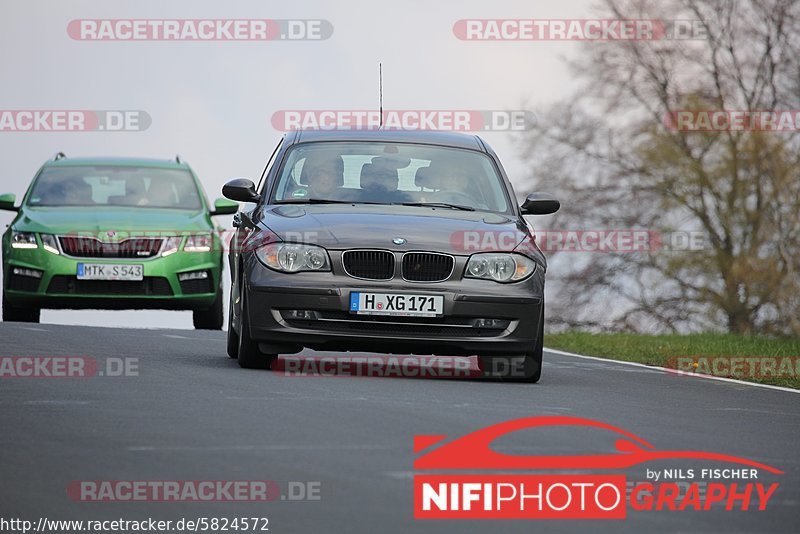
161;236;181;257
255;243;331;273
184;233;212;252
40;234;60;254
11;231;38;249
465;253;537;283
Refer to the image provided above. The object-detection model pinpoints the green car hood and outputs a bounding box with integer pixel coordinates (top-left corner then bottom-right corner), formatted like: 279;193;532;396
13;206;212;236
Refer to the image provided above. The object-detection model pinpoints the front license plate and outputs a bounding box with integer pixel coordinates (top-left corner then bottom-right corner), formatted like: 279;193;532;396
77;263;143;281
349;292;444;317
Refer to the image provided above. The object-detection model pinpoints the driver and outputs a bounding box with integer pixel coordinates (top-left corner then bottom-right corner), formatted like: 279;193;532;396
359;157;411;203
420;160;480;206
438;161;478;193
301;153;345;199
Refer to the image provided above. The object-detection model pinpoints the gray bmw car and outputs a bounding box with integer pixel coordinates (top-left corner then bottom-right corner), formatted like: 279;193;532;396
222;129;559;382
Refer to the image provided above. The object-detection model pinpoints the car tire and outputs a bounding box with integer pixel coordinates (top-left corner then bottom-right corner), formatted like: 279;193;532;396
2;292;41;323
237;290;276;370
226;291;239;359
514;305;544;383
193;288;224;330
478;304;544;383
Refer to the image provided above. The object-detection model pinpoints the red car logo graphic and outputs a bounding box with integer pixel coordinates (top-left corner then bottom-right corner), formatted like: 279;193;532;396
414;416;783;474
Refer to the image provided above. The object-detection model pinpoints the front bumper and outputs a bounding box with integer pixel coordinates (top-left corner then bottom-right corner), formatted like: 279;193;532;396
242;253;544;356
3;245;220;310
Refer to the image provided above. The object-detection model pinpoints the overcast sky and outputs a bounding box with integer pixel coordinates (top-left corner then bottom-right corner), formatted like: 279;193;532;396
1;0;593;328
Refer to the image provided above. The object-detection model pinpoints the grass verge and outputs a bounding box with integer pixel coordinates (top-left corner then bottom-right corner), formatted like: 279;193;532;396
545;332;800;389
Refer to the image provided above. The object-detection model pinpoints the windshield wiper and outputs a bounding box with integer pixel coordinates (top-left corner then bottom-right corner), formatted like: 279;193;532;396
275;199;383;205
399;201;475;211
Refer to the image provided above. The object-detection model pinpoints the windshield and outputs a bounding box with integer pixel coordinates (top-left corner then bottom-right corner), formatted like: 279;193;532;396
27;166;203;209
271;142;510;213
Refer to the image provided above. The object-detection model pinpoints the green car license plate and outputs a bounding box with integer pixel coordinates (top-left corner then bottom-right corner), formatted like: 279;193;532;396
77;263;143;281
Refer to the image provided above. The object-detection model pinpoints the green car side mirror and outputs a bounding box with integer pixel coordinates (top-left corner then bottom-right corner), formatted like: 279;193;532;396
0;193;17;212
210;197;239;216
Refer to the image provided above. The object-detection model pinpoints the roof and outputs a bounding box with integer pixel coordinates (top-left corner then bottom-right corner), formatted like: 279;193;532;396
43;157;190;170
291;129;487;151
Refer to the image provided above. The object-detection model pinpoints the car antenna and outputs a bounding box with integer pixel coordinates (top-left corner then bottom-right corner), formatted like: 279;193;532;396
379;62;383;129
53;152;66;161
175;154;182;164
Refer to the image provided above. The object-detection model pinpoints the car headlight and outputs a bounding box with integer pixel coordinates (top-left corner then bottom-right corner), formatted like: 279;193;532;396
255;243;331;273
11;231;38;249
464;253;537;282
40;234;60;254
184;233;212;252
161;236;181;257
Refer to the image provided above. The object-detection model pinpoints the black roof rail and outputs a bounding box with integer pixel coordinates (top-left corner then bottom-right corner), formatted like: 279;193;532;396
53;152;66;161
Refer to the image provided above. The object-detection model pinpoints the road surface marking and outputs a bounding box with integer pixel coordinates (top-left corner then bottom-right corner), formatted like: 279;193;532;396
545;347;800;394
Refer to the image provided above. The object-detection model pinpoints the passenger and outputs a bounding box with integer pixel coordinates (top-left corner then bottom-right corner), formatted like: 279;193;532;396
146;180;176;207
124;176;148;206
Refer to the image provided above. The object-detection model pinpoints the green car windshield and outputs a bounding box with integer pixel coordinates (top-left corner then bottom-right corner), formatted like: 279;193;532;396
271;142;511;214
26;166;202;210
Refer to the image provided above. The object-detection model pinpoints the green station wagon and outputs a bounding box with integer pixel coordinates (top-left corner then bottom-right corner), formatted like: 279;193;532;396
0;153;238;328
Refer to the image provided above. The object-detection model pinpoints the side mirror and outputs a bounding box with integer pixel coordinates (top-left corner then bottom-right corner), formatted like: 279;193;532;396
222;178;260;204
0;193;17;212
521;192;560;215
210;197;239;216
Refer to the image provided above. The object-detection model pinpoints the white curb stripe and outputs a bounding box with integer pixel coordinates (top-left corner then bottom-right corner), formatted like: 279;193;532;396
544;347;800;394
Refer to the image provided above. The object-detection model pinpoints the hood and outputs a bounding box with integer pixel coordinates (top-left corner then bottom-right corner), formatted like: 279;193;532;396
13;206;211;236
256;204;529;255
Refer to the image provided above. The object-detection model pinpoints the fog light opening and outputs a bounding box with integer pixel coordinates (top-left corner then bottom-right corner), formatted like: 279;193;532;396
12;267;43;279
178;270;209;282
472;318;509;329
286;310;319;320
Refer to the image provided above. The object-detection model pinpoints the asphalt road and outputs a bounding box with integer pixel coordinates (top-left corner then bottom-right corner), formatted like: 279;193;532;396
0;322;797;533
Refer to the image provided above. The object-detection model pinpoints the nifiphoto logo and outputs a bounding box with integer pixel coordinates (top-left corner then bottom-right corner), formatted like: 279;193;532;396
413;417;783;519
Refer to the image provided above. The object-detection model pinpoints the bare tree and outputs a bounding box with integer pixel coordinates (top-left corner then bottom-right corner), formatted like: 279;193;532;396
519;0;800;334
